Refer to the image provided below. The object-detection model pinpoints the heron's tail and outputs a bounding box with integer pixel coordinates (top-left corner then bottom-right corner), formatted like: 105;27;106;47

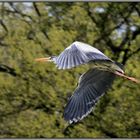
115;71;140;84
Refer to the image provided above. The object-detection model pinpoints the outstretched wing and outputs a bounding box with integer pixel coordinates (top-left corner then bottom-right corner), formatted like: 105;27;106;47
63;68;115;123
52;41;112;69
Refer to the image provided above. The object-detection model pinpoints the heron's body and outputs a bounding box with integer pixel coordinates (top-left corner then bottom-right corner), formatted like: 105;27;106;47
35;41;139;124
88;60;124;74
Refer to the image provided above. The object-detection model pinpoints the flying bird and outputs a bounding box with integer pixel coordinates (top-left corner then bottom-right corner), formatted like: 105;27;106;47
35;41;139;124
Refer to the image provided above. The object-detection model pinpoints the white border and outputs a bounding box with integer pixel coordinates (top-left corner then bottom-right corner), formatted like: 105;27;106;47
0;0;140;2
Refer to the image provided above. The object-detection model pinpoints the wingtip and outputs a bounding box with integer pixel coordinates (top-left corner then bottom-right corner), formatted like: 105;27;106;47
64;107;94;124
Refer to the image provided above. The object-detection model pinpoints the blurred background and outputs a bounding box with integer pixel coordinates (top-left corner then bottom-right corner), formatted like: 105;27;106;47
0;2;140;138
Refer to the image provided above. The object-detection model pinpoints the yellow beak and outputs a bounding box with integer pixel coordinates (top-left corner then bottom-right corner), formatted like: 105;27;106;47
35;57;51;62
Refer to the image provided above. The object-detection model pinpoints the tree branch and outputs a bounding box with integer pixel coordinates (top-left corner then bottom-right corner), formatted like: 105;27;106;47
6;3;33;21
127;47;140;59
0;19;8;33
131;26;140;40
33;2;41;17
118;27;130;48
0;64;17;76
86;3;98;25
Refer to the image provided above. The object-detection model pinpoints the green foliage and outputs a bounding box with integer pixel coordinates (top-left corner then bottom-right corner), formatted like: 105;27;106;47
0;2;140;138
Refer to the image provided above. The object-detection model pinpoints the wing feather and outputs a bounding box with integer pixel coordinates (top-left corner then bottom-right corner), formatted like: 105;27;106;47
67;53;71;69
71;55;75;68
69;98;77;120
57;51;64;69
53;41;111;69
71;101;79;122
62;54;68;69
58;54;64;69
63;68;115;123
72;100;80;121
64;97;75;120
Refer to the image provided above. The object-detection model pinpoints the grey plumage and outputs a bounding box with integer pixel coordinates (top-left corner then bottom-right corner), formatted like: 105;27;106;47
63;68;115;123
36;41;125;123
51;41;111;70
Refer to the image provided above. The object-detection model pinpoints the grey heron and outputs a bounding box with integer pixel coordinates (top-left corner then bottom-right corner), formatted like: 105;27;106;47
35;41;139;124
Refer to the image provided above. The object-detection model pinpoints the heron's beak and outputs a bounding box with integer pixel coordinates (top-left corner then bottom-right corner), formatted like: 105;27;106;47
35;57;51;62
115;71;140;84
